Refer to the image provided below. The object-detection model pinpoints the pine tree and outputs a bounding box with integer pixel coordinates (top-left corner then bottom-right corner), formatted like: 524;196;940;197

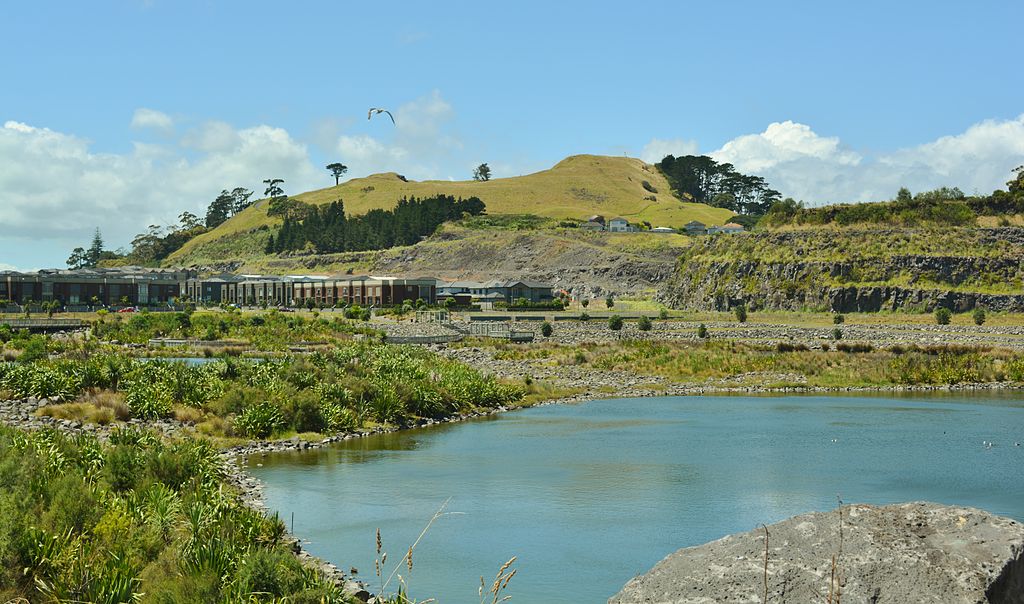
265;234;275;254
86;228;104;267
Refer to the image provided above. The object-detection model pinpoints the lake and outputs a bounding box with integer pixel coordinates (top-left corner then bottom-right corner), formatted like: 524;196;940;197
248;393;1024;603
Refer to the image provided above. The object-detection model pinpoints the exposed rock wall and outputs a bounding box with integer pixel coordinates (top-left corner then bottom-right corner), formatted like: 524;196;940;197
610;502;1024;604
659;228;1024;312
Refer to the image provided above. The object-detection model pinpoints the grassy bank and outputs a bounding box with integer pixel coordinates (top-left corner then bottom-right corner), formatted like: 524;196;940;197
0;425;349;603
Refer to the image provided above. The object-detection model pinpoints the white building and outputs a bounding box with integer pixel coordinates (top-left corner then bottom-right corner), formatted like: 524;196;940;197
607;217;637;233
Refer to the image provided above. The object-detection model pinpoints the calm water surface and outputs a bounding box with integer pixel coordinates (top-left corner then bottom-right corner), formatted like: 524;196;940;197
249;394;1024;603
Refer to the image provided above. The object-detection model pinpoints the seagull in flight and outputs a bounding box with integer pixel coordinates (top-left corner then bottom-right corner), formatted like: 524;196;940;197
368;108;395;125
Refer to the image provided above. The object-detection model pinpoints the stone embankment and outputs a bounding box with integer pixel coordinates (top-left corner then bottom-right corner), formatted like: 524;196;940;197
609;502;1024;604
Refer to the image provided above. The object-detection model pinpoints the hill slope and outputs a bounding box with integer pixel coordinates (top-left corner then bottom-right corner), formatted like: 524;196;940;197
167;155;734;267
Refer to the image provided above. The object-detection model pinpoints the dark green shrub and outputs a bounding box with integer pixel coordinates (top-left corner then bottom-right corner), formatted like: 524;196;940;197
935;307;952;325
540;321;553;337
658;308;669;320
973;308;986;326
833;314;845;324
832;328;843;340
284;392;326;433
697;324;708;338
579;312;590;322
608;315;624;331
637;315;652;331
734;305;747;323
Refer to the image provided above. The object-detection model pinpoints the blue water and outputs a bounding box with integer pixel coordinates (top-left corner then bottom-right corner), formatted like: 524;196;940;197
249;394;1024;603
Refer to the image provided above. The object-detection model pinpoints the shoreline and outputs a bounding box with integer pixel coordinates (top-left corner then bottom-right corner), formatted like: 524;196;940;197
4;378;1023;602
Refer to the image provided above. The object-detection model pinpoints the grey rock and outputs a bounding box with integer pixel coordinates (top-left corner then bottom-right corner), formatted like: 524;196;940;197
609;502;1024;604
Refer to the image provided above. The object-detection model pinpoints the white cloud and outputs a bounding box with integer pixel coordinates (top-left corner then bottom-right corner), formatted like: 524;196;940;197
181;120;240;152
0;119;319;268
0;262;23;272
713;121;861;172
640;137;699;164
130;108;174;133
708;116;1024;204
331;90;463;180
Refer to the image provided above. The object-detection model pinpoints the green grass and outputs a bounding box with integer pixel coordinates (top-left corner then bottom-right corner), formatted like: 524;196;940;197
487;339;1024;389
168;155;734;267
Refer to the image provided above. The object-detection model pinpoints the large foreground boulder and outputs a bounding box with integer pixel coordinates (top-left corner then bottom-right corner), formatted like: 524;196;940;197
610;502;1024;604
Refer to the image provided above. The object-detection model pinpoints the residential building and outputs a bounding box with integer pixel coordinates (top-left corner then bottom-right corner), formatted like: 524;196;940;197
437;279;554;304
607;218;637;233
683;221;707;235
650;226;676;234
579;221;605;231
183;274;438;307
707;223;745;235
1;267;190;306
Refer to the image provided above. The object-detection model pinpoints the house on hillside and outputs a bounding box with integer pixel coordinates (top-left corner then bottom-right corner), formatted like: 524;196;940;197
683;221;707;235
587;215;606;226
708;222;745;235
650;226;676;234
607;218;637;233
580;220;605;231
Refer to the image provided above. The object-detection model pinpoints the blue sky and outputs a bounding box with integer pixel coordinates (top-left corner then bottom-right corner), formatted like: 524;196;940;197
2;0;1023;270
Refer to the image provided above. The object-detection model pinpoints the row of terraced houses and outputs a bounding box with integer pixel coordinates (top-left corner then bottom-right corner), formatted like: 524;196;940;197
1;268;553;308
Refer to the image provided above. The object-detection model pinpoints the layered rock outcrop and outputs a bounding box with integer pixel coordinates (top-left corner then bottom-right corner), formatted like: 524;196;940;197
659;228;1024;312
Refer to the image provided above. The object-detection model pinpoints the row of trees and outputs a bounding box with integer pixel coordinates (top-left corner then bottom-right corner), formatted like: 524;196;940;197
205;187;255;228
267;195;486;253
761;168;1024;228
656;154;781;215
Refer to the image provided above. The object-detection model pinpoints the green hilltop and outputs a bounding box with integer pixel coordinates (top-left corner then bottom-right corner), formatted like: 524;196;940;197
166;155;735;267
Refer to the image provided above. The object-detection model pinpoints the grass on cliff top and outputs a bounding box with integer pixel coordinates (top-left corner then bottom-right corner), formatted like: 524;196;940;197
167;154;733;265
682;226;1024;264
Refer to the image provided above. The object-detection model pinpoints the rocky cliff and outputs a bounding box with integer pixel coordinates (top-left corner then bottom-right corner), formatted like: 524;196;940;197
610;502;1024;604
658;227;1024;312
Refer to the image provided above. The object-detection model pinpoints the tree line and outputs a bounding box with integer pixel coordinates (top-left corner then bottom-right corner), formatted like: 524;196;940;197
656;154;782;215
760;167;1024;228
267;194;486;253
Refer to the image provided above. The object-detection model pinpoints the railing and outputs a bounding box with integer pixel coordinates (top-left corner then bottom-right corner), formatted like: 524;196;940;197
0;318;86;329
384;334;464;345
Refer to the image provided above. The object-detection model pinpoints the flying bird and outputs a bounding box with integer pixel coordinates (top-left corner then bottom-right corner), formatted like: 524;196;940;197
368;107;395;125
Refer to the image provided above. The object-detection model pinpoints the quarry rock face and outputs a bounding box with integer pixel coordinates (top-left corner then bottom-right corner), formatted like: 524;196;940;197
609;502;1024;604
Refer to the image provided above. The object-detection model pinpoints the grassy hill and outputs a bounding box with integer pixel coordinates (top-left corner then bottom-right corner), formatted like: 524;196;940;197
167;155;734;267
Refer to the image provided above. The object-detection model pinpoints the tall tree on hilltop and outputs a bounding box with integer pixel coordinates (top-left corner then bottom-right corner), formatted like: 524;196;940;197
230;188;254;214
178;211;202;231
206;190;235;228
326;163;348;186
86;228;104;267
473;163;492;181
263;178;285;200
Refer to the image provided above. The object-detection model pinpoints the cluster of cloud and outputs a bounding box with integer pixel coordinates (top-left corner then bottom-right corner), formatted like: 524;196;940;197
645;116;1024;204
3;96;1024;270
0;116;319;269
